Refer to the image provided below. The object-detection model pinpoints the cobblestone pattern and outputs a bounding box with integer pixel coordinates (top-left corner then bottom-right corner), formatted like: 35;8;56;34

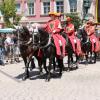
0;58;100;100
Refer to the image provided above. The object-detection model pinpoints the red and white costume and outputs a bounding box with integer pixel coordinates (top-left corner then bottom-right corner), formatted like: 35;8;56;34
86;25;100;52
45;19;66;57
64;23;82;55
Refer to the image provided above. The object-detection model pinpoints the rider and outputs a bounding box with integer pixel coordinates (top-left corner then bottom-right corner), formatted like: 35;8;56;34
44;12;66;58
64;16;82;56
85;19;100;52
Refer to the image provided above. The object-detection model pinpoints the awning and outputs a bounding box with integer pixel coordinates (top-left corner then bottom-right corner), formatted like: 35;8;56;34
0;28;16;33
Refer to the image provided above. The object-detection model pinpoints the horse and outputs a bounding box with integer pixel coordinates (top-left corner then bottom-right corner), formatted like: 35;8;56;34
77;27;97;64
15;26;43;80
33;28;64;81
61;31;79;71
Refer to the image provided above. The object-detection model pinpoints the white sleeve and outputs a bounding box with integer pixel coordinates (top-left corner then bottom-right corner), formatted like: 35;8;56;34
58;22;62;29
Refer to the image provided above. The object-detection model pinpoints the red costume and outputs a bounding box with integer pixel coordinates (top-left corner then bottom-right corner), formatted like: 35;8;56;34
45;18;66;56
64;23;82;55
87;25;100;52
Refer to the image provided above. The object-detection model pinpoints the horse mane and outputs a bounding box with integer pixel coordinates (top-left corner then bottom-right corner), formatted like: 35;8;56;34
38;28;49;37
22;26;30;36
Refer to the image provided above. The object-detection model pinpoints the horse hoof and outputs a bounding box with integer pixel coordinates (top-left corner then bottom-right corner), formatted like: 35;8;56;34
47;78;50;82
76;66;78;69
10;61;14;64
85;61;88;65
46;75;50;82
53;70;56;74
22;77;27;81
45;78;50;82
30;67;34;71
67;68;70;72
59;73;62;78
22;75;29;81
94;60;96;63
40;72;43;75
63;67;68;71
45;79;49;82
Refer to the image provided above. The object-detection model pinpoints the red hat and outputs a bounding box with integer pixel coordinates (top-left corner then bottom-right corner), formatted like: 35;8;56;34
66;17;72;21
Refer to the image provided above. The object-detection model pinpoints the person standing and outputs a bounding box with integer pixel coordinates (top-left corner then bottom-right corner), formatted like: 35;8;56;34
0;34;5;65
4;34;14;63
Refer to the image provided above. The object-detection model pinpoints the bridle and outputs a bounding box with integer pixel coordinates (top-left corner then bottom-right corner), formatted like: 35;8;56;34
32;29;51;49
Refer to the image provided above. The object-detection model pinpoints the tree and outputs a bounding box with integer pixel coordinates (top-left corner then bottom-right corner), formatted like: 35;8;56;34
64;13;82;30
13;14;22;25
0;0;16;27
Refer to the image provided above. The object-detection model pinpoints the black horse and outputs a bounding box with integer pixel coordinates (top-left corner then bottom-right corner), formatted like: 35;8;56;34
33;28;64;81
15;26;43;80
61;31;79;71
77;27;97;64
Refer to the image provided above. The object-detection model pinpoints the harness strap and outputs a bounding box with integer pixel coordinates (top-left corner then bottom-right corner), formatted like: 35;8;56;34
40;34;51;49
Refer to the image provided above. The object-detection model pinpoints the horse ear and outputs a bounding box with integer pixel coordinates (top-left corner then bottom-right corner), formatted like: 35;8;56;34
14;25;21;29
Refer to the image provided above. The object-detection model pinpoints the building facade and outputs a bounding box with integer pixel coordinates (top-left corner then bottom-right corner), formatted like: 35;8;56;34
0;0;97;27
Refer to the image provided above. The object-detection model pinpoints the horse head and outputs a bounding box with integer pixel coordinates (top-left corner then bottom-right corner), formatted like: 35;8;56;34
14;25;32;45
32;27;49;47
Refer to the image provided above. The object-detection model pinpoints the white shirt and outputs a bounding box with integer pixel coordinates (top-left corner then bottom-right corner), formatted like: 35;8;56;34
5;37;14;45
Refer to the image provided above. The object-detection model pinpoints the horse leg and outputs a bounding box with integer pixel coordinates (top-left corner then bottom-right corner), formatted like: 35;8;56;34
94;43;97;63
71;54;73;66
68;54;71;71
94;52;97;63
57;58;63;77
85;52;88;65
89;51;92;63
75;54;79;69
22;57;30;80
53;57;56;72
46;57;52;82
43;57;48;74
37;57;43;75
30;57;36;71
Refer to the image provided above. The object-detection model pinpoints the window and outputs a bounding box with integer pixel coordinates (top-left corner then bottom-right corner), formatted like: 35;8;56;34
43;2;50;15
16;4;20;12
69;0;77;12
70;5;77;12
28;3;34;15
56;1;64;13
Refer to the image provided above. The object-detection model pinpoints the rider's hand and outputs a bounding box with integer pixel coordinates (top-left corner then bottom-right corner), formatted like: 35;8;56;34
53;30;56;33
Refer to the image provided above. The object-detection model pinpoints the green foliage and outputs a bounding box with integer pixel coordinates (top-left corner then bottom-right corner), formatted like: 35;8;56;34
64;13;82;30
13;15;22;26
0;0;16;27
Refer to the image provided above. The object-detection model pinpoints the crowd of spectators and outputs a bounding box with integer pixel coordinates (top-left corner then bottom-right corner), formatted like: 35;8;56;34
0;33;20;66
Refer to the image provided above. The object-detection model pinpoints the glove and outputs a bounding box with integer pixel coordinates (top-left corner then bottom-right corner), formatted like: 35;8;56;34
53;30;56;33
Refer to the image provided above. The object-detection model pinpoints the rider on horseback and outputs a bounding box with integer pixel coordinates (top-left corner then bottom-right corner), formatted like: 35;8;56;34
44;12;66;58
64;17;82;56
84;19;100;52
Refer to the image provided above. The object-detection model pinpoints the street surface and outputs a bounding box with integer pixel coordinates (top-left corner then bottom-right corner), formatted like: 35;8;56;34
0;57;100;100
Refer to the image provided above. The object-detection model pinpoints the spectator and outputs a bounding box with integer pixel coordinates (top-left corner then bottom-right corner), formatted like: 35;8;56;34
0;34;5;65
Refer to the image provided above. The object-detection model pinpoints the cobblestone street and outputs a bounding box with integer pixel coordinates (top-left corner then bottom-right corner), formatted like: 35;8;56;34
0;58;100;100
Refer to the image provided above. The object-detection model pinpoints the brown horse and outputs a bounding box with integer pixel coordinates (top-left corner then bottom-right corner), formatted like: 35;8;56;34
16;26;43;80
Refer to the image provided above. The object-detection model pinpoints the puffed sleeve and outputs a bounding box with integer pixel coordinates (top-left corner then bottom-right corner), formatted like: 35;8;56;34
66;24;74;35
53;20;62;33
